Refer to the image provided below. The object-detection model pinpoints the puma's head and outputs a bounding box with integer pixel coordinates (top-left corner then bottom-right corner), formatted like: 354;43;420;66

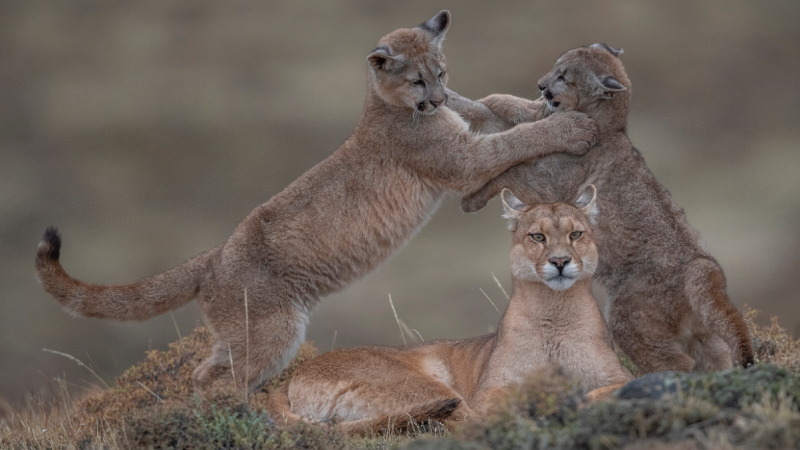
537;43;630;129
503;185;599;291
366;11;450;116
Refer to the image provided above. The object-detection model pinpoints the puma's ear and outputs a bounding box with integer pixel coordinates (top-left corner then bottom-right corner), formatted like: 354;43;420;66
591;73;627;98
601;76;626;92
574;185;598;224
501;188;529;231
418;10;451;49
367;47;400;72
591;43;624;58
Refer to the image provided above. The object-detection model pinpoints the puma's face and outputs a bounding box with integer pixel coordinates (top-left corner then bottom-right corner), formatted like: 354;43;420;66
367;11;451;116
502;187;599;291
536;43;629;114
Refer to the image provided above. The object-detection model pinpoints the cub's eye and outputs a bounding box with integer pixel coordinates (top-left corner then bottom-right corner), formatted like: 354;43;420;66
438;71;445;79
570;231;583;240
557;75;565;82
530;233;546;243
412;79;425;87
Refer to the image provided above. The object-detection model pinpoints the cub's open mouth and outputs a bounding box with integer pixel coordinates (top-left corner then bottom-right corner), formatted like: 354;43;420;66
546;100;561;112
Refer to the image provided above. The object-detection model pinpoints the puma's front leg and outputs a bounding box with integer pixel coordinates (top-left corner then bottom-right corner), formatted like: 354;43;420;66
585;382;628;404
469;387;510;417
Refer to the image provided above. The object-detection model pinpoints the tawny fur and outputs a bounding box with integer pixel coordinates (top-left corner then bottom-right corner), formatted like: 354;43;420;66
34;12;598;393
266;188;632;433
447;43;754;373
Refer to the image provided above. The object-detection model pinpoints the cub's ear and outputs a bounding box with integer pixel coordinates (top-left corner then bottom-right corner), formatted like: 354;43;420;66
367;47;400;72
574;184;598;224
591;73;627;99
591;43;624;58
501;188;529;231
419;10;451;49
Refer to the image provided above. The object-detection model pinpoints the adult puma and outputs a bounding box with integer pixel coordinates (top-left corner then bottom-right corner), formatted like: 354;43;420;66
267;187;632;435
34;12;597;393
448;43;754;373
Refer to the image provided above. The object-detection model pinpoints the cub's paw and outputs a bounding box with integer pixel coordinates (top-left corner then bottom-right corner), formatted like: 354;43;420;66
548;111;598;155
461;191;491;213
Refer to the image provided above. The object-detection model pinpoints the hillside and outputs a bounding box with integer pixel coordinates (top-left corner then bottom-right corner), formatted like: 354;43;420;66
1;308;799;449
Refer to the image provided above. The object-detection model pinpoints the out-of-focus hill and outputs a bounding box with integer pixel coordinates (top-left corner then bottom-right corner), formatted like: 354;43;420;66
1;1;799;403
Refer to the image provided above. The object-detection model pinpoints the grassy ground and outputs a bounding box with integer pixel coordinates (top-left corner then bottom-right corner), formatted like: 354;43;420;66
1;307;798;449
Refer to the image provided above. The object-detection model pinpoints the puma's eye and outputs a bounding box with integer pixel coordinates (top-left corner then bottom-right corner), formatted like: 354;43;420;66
412;79;425;87
438;71;444;79
557;75;565;82
570;231;583;240
530;233;546;243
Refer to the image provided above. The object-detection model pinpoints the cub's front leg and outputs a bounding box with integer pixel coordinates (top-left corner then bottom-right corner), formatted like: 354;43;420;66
414;110;596;194
446;89;548;134
480;94;549;128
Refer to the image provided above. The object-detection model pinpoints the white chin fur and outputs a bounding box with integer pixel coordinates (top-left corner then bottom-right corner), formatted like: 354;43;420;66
544;276;577;291
541;263;580;290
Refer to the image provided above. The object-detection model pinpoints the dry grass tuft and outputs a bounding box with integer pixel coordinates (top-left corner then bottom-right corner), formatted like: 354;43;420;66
744;306;800;371
0;327;327;449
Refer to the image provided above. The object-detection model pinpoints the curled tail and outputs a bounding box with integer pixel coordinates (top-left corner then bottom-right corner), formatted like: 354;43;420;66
266;383;460;436
36;226;219;321
684;258;755;368
340;397;460;436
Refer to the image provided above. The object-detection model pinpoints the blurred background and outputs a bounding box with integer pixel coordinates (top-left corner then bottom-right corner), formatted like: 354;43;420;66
1;0;799;405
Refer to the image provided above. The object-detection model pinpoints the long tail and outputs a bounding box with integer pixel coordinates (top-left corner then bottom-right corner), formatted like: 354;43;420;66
684;257;755;367
35;226;220;321
266;383;460;437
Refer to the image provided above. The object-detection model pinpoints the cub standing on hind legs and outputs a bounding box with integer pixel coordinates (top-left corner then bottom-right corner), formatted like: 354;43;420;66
447;43;754;373
267;186;632;435
34;12;598;393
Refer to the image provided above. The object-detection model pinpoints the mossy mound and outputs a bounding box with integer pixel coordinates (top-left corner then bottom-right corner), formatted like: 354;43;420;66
129;390;344;450
403;364;800;450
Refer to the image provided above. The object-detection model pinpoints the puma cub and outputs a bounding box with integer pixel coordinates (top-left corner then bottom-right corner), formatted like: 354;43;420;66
267;186;632;435
448;43;754;373
35;12;597;393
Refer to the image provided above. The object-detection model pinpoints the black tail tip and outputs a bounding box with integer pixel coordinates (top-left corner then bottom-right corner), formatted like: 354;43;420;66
38;226;62;261
430;398;460;419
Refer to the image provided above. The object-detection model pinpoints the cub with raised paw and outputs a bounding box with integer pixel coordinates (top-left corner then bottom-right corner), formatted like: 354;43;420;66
451;43;753;373
34;12;597;393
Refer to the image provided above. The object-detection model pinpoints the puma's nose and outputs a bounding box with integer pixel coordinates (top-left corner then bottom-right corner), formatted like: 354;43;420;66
549;256;571;269
429;98;443;108
537;84;547;92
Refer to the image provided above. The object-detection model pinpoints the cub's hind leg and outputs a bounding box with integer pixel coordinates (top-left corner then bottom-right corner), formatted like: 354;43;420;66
683;258;754;368
608;292;696;373
691;333;733;372
194;299;310;393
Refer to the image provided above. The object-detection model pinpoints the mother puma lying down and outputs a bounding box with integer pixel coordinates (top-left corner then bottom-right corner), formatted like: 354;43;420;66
267;186;633;435
34;12;597;393
448;43;754;373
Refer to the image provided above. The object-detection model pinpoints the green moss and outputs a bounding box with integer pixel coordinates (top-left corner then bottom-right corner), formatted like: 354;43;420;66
399;364;800;450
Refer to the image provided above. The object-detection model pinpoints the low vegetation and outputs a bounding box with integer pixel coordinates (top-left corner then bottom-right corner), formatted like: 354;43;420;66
1;307;798;449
